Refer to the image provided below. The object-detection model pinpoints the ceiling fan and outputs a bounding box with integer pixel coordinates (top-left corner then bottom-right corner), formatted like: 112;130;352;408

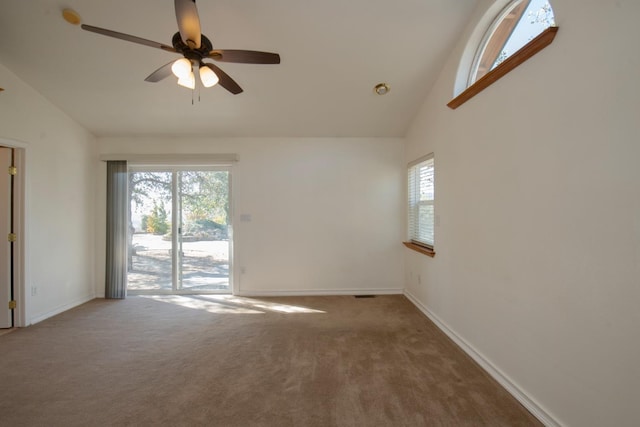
81;0;280;94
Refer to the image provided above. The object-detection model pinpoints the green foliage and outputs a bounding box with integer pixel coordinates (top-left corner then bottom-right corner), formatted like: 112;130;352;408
194;219;225;230
146;202;169;235
182;218;228;241
129;172;171;207
180;171;229;225
129;170;229;235
140;215;149;233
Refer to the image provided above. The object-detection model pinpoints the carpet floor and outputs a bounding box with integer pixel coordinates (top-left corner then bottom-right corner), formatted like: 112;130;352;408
0;295;541;426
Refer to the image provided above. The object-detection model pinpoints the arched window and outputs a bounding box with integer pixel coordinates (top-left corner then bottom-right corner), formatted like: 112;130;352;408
470;0;555;84
448;0;557;109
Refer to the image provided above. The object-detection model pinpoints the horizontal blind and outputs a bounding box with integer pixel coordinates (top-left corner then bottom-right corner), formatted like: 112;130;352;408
408;154;434;247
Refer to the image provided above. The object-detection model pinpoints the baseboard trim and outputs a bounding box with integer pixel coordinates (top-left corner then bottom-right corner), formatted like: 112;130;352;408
403;290;561;427
235;288;403;297
28;293;95;325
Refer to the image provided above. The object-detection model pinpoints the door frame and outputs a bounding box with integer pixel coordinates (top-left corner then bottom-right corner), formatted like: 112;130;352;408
127;164;234;294
0;138;26;327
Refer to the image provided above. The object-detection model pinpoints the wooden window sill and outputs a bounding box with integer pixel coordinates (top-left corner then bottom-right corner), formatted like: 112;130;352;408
447;26;558;110
403;242;435;258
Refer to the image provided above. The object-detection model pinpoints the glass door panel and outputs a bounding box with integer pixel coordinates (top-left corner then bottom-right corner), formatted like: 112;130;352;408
127;171;173;292
178;170;230;292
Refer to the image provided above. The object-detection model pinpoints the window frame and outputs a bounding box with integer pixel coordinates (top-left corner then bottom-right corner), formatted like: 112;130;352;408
468;0;531;85
448;0;558;109
404;154;435;258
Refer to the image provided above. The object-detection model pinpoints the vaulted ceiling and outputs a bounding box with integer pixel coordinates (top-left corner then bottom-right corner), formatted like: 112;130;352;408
0;0;478;137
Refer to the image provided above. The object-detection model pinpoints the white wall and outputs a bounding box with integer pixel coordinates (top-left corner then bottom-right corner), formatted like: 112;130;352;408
97;137;405;296
404;0;640;426
0;63;97;325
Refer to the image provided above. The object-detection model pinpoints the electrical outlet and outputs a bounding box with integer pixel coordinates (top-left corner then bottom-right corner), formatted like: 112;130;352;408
417;275;421;284
31;286;37;296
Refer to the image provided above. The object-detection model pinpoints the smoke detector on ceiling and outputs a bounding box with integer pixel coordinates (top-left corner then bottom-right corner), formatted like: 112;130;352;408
374;83;390;95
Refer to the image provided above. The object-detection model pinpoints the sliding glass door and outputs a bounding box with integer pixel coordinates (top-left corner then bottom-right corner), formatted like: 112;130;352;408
127;167;231;293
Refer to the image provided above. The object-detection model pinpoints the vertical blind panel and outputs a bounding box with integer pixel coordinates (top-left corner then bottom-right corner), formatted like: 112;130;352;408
105;161;128;299
408;156;434;247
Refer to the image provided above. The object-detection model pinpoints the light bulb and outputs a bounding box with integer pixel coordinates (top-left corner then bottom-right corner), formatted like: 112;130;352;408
171;58;192;79
199;66;219;88
177;71;195;89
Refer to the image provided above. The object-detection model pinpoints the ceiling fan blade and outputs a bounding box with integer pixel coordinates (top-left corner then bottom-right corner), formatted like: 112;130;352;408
81;24;177;53
175;0;201;49
202;63;243;95
209;50;281;64
144;62;176;82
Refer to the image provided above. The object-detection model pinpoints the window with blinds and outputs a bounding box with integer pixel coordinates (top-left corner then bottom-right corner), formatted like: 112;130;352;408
408;154;434;249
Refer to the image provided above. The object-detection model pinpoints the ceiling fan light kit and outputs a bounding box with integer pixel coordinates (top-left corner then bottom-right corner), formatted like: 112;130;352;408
171;58;192;79
199;65;219;87
177;72;196;89
170;57;220;89
80;0;280;95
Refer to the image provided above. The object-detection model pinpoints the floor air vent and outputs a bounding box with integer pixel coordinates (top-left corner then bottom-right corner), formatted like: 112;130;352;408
354;295;375;298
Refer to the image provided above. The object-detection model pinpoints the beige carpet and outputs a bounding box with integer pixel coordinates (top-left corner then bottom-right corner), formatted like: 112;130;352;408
0;295;541;426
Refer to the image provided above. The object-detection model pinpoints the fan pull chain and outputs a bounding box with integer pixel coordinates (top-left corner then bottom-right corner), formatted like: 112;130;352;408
189;86;202;105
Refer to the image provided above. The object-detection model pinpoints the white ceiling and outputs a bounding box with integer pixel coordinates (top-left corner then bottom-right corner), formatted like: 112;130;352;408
0;0;478;137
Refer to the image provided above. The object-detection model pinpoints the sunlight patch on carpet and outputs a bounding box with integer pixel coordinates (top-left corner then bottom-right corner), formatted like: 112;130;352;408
139;294;325;314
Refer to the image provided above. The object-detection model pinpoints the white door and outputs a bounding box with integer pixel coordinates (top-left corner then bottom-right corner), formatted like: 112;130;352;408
0;147;13;328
